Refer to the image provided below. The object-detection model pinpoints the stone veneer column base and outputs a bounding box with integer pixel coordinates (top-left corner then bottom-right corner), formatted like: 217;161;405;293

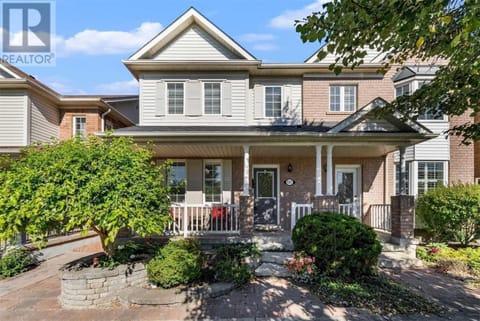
390;195;415;243
239;196;254;236
313;195;339;213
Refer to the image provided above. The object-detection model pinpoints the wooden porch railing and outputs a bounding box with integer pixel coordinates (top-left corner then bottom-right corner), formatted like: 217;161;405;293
165;204;239;236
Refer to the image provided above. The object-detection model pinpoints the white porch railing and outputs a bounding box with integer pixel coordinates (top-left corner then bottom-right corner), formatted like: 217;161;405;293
165;204;239;237
291;202;314;230
370;204;391;232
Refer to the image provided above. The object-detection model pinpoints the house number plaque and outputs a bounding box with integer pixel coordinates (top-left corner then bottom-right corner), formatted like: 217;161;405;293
284;178;295;186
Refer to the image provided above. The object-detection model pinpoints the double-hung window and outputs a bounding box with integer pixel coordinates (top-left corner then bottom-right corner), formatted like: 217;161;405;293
168;162;186;203
395;163;410;195
204;82;221;114
204;162;222;203
395;83;411;97
73;116;86;138
167;83;184;114
329;85;356;112
265;86;282;117
417;161;445;195
416;81;443;120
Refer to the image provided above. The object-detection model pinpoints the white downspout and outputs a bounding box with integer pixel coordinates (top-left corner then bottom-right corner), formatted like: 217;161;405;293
101;108;112;132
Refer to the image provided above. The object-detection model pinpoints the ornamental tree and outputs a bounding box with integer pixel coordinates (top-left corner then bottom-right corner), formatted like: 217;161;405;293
0;136;171;256
296;0;479;142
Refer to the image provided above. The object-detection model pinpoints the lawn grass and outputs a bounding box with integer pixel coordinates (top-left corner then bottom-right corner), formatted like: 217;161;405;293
310;274;444;315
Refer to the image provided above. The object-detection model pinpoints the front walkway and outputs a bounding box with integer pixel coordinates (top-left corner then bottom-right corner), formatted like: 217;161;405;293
1;250;479;321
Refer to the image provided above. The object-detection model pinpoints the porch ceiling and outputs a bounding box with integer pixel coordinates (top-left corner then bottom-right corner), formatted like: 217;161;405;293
150;144;398;158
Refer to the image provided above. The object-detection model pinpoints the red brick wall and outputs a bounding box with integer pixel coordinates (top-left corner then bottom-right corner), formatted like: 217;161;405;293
59;109;101;141
303;68;397;123
475;114;480;179
449;112;475;184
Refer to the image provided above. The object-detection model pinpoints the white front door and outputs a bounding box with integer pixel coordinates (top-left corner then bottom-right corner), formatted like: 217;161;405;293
335;166;361;219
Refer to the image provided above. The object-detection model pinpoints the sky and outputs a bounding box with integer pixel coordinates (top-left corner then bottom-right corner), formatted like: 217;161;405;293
4;0;326;95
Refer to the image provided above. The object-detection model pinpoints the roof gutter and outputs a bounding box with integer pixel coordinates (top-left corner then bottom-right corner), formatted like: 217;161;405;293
101;108;112;132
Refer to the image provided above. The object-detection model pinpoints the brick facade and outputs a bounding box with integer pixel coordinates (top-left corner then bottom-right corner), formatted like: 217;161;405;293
303;68;397;123
449;113;475;184
59;109;102;141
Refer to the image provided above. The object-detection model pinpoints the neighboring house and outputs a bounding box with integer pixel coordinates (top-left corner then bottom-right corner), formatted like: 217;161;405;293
0;60;136;154
0;7;475;245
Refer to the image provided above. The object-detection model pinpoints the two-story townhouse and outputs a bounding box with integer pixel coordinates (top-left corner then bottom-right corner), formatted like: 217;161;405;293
0;60;137;154
107;7;440;245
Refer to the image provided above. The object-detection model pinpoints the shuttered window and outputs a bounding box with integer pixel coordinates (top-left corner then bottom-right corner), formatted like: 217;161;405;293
167;83;184;114
204;82;221;114
265;86;282;117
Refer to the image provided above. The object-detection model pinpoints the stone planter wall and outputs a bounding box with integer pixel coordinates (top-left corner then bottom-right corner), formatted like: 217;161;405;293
61;258;147;309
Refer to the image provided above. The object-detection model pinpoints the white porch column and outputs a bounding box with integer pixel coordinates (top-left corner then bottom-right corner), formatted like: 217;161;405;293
399;146;407;196
315;144;323;196
243;145;250;196
326;145;334;196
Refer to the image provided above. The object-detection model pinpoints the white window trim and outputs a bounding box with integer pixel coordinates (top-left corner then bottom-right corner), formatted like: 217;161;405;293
329;85;357;112
166;81;185;115
168;160;187;205
264;86;283;118
394;162;412;195
394;79;447;122
202;81;222;115
72;115;86;137
203;159;223;204
413;160;448;196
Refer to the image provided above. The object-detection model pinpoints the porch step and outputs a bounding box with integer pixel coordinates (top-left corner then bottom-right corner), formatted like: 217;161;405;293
378;252;423;269
252;235;294;251
255;263;290;278
260;251;293;265
382;242;416;255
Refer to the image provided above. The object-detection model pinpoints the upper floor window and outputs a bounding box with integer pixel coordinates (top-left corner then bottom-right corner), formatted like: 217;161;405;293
204;161;222;203
418;161;445;195
265;86;282;117
395;83;411;97
416;80;443;120
167;82;184;114
204;82;221;115
329;85;356;112
73;116;86;138
168;162;186;203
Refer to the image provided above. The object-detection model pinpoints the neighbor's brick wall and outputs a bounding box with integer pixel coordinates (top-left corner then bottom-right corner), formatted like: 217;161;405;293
449;112;475;184
59;109;101;141
475;114;480;179
303;67;397;123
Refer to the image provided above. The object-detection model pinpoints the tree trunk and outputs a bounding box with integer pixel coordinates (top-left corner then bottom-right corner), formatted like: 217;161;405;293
92;226;115;257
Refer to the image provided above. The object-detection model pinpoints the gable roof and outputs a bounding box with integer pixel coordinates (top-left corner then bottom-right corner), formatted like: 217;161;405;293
128;7;256;61
328;97;432;135
392;65;440;83
305;45;388;64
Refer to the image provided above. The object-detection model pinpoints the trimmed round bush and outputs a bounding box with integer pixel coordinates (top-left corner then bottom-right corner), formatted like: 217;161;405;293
0;248;35;277
416;184;480;246
292;212;382;277
146;239;203;288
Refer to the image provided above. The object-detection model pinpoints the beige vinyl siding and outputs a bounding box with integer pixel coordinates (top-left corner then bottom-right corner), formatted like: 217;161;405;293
395;121;450;162
30;94;59;143
139;72;248;126
153;25;241;61
249;77;302;126
0;90;27;146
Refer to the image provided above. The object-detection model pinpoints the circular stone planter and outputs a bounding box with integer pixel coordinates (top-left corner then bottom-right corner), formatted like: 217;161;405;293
60;253;147;309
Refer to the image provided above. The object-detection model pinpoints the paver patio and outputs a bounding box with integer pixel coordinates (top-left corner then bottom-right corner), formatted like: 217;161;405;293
0;250;479;321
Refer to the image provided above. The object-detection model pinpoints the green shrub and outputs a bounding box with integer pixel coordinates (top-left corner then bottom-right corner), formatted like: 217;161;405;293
416;184;480;246
292;212;382;277
205;243;258;286
0;248;35;277
417;244;480;276
147;239;203;288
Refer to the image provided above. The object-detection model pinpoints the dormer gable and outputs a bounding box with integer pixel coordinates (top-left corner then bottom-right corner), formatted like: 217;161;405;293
128;7;256;61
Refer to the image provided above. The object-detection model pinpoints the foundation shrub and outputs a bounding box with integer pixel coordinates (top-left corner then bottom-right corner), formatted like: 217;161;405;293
292;212;382;277
0;248;36;278
416;184;480;246
146;239;203;288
